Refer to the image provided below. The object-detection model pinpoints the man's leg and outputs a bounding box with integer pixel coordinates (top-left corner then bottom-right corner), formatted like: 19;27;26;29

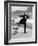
24;23;27;33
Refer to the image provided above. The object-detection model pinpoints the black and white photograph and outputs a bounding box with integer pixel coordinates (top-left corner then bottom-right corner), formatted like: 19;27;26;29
4;1;37;45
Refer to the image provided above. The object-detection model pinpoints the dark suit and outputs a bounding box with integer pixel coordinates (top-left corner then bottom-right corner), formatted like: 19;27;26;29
19;14;29;33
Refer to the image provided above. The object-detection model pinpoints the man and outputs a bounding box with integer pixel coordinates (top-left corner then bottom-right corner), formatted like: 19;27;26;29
18;12;30;33
13;12;30;35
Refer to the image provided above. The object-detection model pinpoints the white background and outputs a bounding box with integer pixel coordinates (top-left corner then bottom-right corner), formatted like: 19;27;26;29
0;0;38;46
